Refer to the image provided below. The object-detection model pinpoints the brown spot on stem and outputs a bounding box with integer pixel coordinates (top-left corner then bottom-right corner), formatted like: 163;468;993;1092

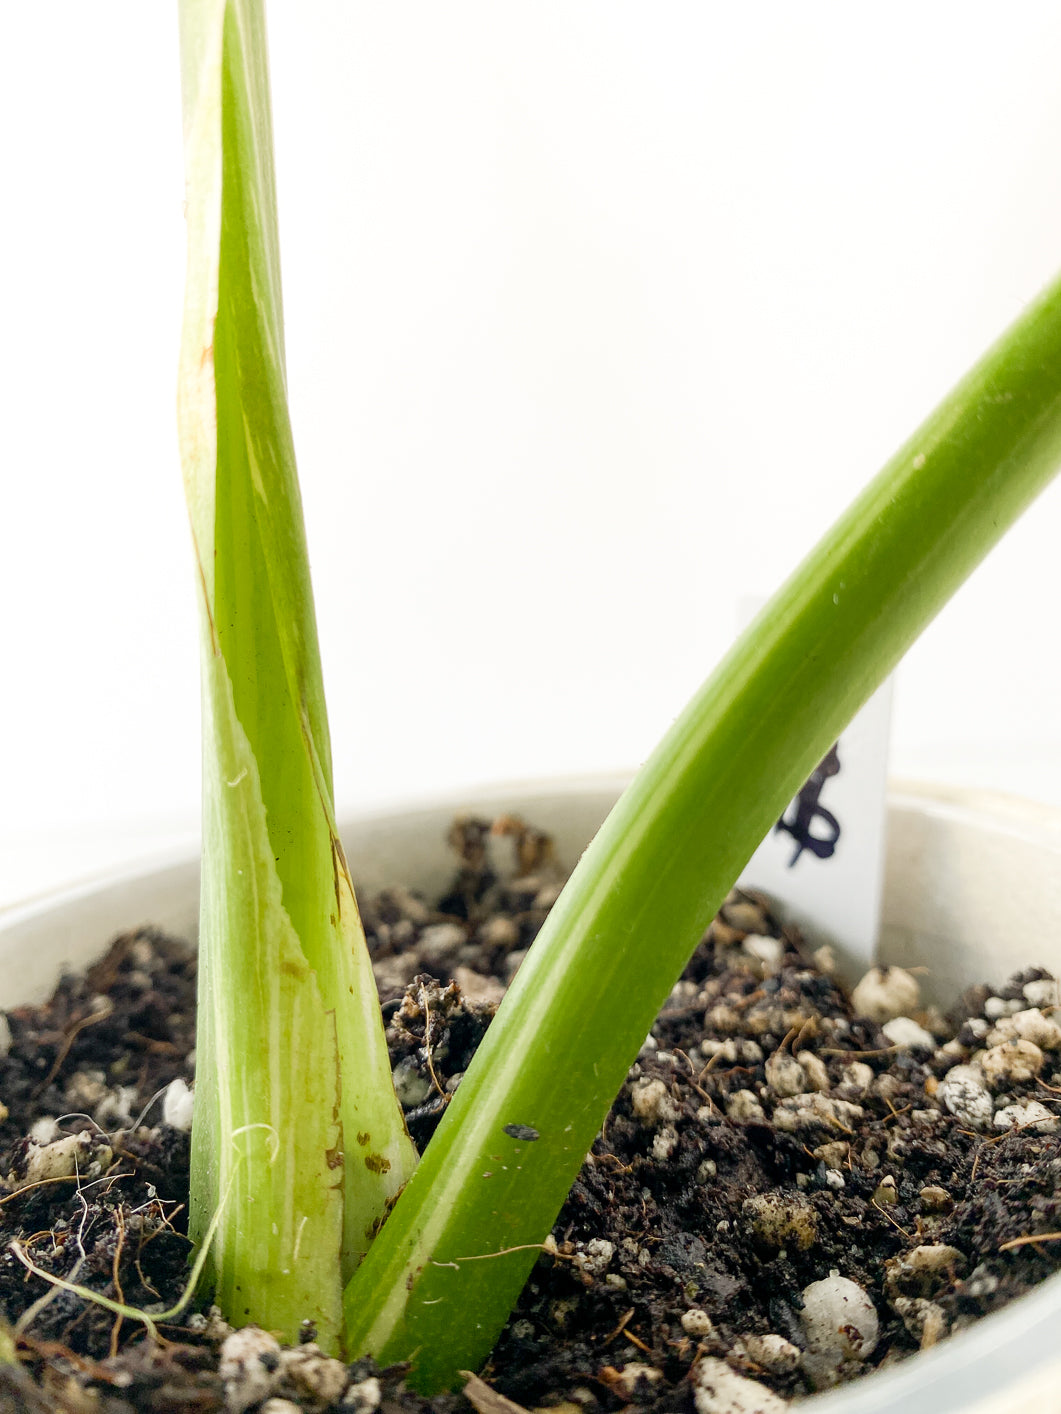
364;1153;391;1175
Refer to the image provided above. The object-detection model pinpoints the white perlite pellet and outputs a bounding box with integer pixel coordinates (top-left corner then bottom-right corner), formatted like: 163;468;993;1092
980;1039;1044;1087
798;1051;830;1092
163;1077;195;1132
838;1061;874;1097
736;1334;801;1373
936;1065;993;1130
573;1238;615;1277
984;996;1011;1020
743;1192;818;1252
391;1056;432;1109
800;1273;878;1363
652;1126;679;1161
742;934;785;975
681;1309;716;1338
850;966;920;1024
28;1117;59;1145
631;1077;680;1127
16;1133;112;1190
692;1356;789;1414
881;1016;935;1051
219;1327;282;1413
726;1089;766;1123
764;1052;806;1098
987;1008;1061;1051
893;1296;947;1348
1023;978;1060;1008
994;1100;1058;1133
342;1376;382;1411
279;1345;349;1405
0;1014;11;1057
771;1093;863;1133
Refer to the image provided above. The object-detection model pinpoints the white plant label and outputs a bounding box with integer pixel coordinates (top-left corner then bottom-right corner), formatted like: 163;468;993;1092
735;602;893;970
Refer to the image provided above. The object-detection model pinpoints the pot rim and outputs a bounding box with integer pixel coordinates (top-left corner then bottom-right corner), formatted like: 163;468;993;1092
5;772;1061;926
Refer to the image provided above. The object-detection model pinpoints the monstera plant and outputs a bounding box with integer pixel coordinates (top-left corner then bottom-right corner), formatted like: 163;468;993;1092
176;0;1061;1392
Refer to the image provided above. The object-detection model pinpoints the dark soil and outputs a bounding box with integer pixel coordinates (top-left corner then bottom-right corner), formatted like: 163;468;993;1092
1;813;1060;1412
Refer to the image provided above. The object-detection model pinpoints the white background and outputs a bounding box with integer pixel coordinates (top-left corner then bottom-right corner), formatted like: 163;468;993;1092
4;4;1061;903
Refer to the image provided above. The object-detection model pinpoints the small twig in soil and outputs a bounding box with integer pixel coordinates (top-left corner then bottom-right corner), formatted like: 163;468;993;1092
879;1102;912;1126
819;1045;900;1058
871;1199;914;1239
109;1207;127;1358
672;1049;712;1103
596;1153;635;1175
999;1231;1061;1252
601;1308;635;1347
730;989;766;1014
599;1308;653;1355
17;1231;60;1253
791;1017;818;1054
134;1260;161;1302
419;992;447;1100
74;1181;92;1260
124;1032;181;1055
823;1113;855;1136
33;1005;113;1097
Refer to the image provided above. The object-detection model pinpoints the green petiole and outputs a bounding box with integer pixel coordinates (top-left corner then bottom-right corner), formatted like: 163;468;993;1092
343;265;1061;1388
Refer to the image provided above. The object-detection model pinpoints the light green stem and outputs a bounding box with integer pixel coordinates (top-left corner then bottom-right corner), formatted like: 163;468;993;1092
177;0;415;1351
345;268;1061;1388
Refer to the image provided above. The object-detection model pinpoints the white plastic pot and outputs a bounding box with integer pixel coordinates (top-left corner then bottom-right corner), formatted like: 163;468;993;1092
3;776;1061;1414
